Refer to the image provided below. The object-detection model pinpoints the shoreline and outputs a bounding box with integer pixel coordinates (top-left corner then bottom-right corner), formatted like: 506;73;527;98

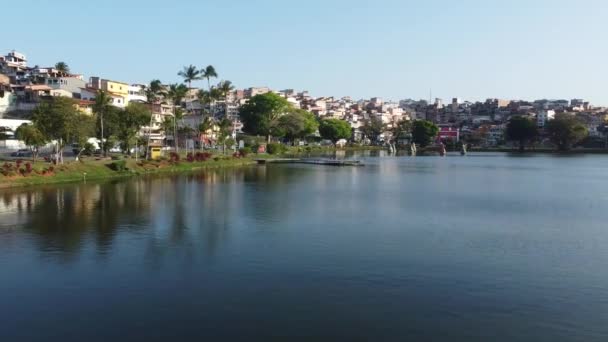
3;146;607;189
0;156;258;190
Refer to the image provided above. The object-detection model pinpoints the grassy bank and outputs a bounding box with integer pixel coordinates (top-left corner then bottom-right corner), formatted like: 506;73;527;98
0;155;257;189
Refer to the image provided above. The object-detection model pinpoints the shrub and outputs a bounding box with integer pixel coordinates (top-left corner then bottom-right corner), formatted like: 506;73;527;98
109;160;127;172
25;162;32;175
169;152;180;163
239;147;252;157
267;142;287;155
194;152;212;162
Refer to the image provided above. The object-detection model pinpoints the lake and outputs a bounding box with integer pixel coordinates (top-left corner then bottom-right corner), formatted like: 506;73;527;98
1;152;608;341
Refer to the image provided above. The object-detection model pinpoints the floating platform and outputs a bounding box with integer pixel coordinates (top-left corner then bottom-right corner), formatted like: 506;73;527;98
255;158;363;166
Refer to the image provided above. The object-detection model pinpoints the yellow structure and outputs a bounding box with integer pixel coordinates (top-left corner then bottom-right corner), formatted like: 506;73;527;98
102;80;128;97
89;76;130;105
148;144;162;160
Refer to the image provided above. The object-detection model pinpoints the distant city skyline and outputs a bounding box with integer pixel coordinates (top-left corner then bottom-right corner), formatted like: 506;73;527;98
4;0;608;105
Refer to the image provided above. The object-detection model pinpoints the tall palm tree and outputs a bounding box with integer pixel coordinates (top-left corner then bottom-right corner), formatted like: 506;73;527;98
55;62;70;76
201;65;218;91
209;86;223;118
145;79;165;103
198;116;213;150
93;91;112;156
178;65;201;89
202;66;218;116
196;89;212;117
217;80;235;118
166;83;189;153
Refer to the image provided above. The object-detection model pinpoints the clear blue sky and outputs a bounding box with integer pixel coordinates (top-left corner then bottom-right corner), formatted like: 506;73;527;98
5;0;608;104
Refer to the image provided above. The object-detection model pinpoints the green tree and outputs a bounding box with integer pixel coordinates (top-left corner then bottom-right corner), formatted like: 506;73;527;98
166;83;188;152
198;116;214;149
116;102;152;154
411;120;439;147
319;119;352;143
390;120;412;144
178;65;201;89
55;62;70;76
97;106;122;155
239;92;292;142
201;65;218;91
72;115;96;160
546;113;588;151
145;79;165;103
0;127;10;140
218;118;233;154
32;97;93;163
217;80;235;117
196;89;212;117
506;116;539;152
15;123;46;162
202;66;219;116
161;116;175;147
360;117;385;142
93;91;113;156
209;86;223;117
279;109;318;143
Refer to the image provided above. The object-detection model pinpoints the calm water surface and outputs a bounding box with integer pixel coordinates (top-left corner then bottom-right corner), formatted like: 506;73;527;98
1;152;608;341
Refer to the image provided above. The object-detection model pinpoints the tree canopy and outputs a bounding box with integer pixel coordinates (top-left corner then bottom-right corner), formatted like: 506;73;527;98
114;103;152;154
360;117;385;142
15;123;46;161
319;119;352;143
239;92;292;141
55;62;70;76
32;97;94;163
546;113;588;151
506;116;538;151
278;109;319;142
411;120;439;147
178;65;200;88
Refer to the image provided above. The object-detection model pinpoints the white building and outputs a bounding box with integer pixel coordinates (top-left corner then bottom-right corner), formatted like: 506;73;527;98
128;84;147;103
537;110;555;128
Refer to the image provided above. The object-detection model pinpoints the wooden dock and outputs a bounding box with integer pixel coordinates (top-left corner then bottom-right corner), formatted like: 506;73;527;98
255;158;363;166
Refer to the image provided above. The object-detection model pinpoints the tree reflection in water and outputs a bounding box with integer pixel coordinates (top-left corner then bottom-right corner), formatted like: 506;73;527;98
0;166;312;267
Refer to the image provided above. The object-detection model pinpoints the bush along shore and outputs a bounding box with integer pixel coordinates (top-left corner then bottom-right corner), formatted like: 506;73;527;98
0;145;388;189
0;151;256;189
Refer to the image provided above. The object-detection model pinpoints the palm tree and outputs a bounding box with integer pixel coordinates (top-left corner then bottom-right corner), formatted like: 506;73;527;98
93;91;113;156
166;83;189;153
55;62;70;76
202;66;218;116
198;116;214;150
196;89;211;117
209;86;223;118
217;80;235;118
145;79;165;103
218;118;233;154
201;65;218;91
178;65;201;89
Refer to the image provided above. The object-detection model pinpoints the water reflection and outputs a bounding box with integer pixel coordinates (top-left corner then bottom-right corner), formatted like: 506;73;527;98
0;166;325;265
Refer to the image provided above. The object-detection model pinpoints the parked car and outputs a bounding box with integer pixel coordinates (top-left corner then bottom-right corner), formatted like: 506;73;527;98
11;149;32;157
